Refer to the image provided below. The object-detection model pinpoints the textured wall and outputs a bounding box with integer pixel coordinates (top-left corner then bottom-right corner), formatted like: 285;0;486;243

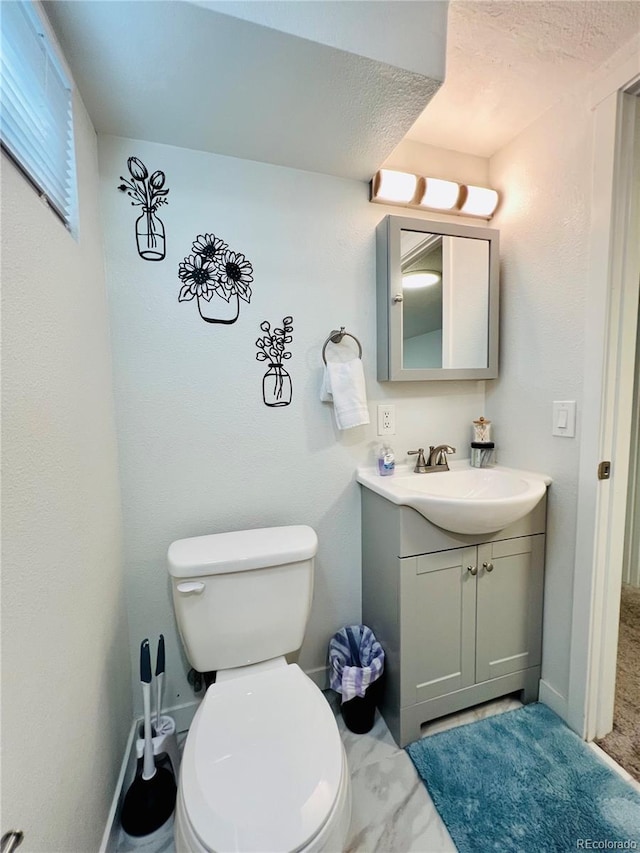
1;95;132;849
487;89;593;708
98;134;486;714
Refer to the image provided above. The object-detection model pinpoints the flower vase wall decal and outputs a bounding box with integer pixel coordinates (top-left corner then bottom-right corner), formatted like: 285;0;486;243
118;157;170;261
178;232;253;325
256;317;293;407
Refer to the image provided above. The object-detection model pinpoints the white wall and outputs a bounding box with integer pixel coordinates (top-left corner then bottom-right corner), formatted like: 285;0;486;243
98;134;486;713
1;94;131;849
487;83;597;712
383;138;490;187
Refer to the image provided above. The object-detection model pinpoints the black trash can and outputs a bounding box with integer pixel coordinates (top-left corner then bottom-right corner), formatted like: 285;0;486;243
329;625;385;734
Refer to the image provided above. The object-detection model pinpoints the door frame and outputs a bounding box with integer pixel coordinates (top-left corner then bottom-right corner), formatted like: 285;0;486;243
567;49;640;741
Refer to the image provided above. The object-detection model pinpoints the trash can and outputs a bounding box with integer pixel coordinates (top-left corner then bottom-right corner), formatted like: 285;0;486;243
328;625;385;734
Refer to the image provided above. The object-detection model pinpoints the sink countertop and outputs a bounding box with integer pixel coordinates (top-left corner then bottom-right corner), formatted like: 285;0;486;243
357;460;552;493
356;461;552;535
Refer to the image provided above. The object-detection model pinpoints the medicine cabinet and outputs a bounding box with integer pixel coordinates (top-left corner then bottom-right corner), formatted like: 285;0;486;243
376;215;500;381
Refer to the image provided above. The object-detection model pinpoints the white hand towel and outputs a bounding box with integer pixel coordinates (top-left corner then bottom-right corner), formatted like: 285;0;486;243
321;359;370;430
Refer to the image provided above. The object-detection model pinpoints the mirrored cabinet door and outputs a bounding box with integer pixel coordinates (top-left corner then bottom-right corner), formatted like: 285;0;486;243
376;215;499;381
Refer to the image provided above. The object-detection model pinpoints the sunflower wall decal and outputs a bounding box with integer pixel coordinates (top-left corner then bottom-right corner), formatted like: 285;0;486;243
118;156;170;261
178;232;253;325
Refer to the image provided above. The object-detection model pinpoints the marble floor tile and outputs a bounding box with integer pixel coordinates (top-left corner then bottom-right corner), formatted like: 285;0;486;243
344;751;456;853
420;694;523;738
334;708;404;772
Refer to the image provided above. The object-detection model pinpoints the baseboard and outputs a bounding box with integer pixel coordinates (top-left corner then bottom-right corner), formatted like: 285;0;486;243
538;679;568;721
98;718;137;853
306;664;329;691
98;698;201;853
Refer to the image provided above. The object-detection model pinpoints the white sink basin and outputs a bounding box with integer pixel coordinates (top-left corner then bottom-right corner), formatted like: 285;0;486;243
357;461;551;535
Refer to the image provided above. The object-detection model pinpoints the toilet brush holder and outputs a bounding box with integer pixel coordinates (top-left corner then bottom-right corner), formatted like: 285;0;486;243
136;715;180;779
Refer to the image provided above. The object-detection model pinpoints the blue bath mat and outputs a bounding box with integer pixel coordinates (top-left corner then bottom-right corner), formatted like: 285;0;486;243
406;703;640;852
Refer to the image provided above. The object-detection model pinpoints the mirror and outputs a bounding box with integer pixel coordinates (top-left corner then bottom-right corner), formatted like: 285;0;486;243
376;215;499;381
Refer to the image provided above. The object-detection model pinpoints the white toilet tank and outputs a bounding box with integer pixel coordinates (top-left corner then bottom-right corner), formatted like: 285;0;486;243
168;525;317;673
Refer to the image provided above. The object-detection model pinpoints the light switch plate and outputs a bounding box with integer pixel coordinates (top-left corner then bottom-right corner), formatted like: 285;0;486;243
552;401;576;437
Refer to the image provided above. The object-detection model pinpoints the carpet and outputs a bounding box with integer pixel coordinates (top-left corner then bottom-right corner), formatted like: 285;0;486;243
406;703;640;852
597;584;640;782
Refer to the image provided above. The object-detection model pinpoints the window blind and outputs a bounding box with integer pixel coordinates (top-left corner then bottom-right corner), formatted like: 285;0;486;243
1;0;76;228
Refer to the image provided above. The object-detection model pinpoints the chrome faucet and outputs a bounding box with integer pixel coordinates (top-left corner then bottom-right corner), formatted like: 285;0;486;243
427;445;456;470
407;445;456;473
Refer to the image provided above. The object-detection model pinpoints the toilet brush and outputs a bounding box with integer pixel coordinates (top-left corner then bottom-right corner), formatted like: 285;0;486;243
155;634;165;728
121;639;176;837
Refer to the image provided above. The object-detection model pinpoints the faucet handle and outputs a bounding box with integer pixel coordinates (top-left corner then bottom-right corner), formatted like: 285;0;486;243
407;448;428;473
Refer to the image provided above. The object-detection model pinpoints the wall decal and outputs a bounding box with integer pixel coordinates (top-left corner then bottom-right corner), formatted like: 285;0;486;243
118;157;170;261
178;233;253;325
256;317;293;407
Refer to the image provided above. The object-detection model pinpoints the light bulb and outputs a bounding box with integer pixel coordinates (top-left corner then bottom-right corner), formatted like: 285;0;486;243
419;178;460;211
402;271;441;289
460;185;499;217
372;170;418;204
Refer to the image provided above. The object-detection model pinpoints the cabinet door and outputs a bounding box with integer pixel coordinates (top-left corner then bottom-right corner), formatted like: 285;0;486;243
475;535;545;683
400;547;476;706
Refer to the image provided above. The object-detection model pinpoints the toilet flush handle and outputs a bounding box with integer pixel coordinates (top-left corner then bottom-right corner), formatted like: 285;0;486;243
176;581;205;595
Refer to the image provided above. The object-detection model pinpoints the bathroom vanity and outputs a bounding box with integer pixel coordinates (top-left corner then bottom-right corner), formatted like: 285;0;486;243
360;484;547;747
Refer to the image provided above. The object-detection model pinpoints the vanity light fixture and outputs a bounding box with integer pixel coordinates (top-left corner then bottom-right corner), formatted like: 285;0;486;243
370;169;499;219
402;271;441;289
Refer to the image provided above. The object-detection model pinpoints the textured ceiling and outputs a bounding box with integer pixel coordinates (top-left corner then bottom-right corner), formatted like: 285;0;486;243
45;0;640;173
44;0;444;181
407;0;640;157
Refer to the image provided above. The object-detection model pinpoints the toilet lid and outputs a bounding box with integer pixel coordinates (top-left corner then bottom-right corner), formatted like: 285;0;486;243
181;664;343;852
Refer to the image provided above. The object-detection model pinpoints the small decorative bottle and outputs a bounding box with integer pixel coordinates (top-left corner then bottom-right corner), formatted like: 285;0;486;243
378;444;395;477
471;417;495;468
472;417;492;443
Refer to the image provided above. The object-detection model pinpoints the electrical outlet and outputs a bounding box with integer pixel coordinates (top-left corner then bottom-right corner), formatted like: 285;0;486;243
377;404;396;436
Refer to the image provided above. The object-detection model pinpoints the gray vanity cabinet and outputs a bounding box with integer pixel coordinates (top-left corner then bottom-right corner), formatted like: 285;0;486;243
361;489;546;747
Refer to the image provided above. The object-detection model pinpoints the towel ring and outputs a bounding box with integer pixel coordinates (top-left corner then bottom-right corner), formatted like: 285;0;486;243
322;327;363;364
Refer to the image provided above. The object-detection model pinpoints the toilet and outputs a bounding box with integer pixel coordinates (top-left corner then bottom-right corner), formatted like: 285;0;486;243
168;525;351;853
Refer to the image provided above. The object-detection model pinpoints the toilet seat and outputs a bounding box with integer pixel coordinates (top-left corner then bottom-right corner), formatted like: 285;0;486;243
179;664;344;852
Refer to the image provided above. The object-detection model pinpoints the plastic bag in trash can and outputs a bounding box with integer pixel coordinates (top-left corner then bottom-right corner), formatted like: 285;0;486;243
328;625;384;703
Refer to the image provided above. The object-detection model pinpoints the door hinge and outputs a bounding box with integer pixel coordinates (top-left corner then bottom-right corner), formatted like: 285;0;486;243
597;460;611;480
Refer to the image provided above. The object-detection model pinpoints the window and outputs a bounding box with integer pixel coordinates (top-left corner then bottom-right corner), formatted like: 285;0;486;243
1;0;77;229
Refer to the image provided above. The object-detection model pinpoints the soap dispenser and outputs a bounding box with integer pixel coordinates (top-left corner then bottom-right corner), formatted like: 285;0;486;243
378;444;395;477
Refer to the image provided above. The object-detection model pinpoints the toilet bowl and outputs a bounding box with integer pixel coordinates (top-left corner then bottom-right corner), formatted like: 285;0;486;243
167;526;351;853
174;662;351;853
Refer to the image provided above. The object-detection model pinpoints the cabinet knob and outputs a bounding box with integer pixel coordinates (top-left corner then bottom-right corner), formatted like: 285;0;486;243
392;294;404;303
467;565;478;576
483;562;494;573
